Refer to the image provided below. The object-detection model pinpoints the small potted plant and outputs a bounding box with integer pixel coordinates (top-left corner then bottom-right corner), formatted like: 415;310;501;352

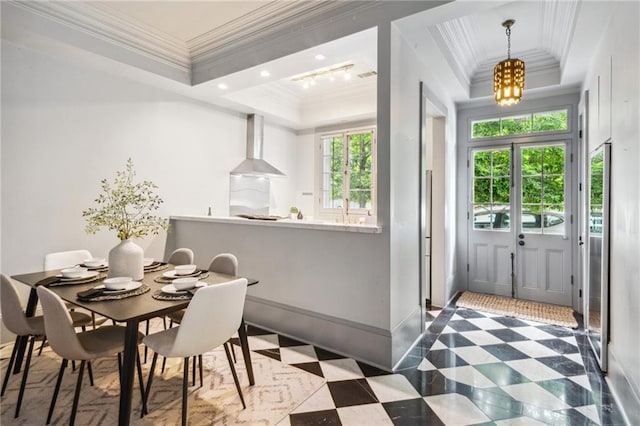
83;158;169;280
289;206;299;220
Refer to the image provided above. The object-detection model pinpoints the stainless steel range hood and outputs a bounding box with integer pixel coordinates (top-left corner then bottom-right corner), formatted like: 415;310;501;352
230;114;285;177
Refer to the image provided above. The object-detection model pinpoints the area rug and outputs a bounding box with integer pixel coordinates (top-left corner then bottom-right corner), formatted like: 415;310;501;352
456;291;578;328
1;328;325;425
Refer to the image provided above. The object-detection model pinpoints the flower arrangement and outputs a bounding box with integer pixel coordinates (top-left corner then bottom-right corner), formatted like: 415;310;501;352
82;158;169;240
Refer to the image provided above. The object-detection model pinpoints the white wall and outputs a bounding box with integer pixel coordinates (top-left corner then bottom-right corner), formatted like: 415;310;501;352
582;2;640;423
1;39;297;279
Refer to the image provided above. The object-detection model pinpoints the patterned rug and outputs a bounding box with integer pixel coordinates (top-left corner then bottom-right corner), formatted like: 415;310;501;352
1;321;325;425
456;291;578;328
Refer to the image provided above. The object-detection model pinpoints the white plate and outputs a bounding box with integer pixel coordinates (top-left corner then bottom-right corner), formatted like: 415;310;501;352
162;270;200;279
161;282;206;295
95;282;142;294
57;271;99;281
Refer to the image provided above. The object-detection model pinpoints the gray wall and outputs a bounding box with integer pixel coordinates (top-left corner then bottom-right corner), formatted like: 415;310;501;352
582;2;640;423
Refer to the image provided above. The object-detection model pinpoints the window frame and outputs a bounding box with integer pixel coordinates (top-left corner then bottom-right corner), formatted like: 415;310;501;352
470;107;570;141
317;126;377;220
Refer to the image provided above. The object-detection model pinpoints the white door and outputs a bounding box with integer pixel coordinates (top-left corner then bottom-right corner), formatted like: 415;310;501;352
468;142;573;306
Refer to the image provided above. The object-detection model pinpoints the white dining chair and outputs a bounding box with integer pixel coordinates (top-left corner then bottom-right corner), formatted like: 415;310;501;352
36;285;145;426
142;278;248;426
167;248;194;266
164;253;239;377
44;249;107;331
0;274;91;418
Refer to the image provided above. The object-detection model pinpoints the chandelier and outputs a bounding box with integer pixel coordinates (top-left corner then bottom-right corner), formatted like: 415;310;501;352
494;19;525;106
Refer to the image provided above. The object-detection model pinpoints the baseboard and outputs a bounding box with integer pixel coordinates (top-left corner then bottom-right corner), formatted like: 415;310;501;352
607;347;640;425
244;295;400;370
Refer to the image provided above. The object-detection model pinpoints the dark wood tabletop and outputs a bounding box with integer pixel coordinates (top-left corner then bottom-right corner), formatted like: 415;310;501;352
11;267;258;323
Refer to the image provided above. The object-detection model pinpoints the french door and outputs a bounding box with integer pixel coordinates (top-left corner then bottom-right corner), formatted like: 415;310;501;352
468;141;573;306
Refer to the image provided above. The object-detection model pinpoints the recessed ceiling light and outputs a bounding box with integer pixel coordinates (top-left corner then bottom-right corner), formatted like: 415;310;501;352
218;83;228;90
314;54;326;61
260;70;270;77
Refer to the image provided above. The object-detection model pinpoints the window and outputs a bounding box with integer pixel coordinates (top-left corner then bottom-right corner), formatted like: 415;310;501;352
472;148;511;230
471;109;568;139
319;128;376;216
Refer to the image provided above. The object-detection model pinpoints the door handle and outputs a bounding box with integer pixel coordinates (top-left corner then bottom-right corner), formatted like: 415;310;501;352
518;240;525;246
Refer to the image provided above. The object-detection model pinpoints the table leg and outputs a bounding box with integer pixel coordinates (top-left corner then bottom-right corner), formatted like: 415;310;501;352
119;319;139;426
237;317;254;386
13;289;39;374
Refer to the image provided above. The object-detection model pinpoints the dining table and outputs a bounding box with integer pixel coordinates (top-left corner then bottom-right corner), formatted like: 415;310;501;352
10;264;258;426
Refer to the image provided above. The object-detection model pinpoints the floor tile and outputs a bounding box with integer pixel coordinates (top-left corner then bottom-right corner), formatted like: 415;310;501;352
424;393;491;425
563;352;584;366
511;326;557;341
404;370;449;397
248;333;280;350
447;319;482;332
502;382;570;411
356;361;391;378
416;358;437;371
575;404;601;425
255;347;281;361
425;348;469;369
429;340;448;351
494;416;549;425
487;328;530;343
453;308;488;319
289;409;341;425
437;332;476;348
280;345;319;364
491;316;530;328
246;324;275;336
506;340;560;359
337;403;393;425
568;374;592;391
473;363;531;386
450;345;501;365
314;347;346;361
537;355;585;377
382;398;444;426
366;374;421;402
536;377;594;407
292;362;324;378
505;359;565;382
440;325;458;334
481;344;529;361
459;330;505;346
467;317;509;330
292;385;336;414
439;365;496;388
320;358;364;381
327;379;378;408
537;325;574;338
536;338;579;355
279;335;308;347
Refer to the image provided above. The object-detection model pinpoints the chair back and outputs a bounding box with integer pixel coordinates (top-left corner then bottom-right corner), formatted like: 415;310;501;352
1;274;41;336
171;278;247;358
208;253;238;276
36;286;89;360
44;250;92;270
168;248;194;266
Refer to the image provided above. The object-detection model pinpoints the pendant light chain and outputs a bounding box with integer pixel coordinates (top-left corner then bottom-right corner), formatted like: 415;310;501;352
506;26;511;59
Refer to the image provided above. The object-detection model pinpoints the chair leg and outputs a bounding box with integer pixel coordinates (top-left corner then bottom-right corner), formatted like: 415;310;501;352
144;320;150;363
192;355;196;386
1;337;19;396
117;353;122;380
69;360;85;426
136;351;145;413
182;357;189;426
14;336;36;418
198;354;203;388
224;342;246;409
163;317;167;330
161;355;167;374
37;336;46;356
91;313;97;330
229;339;237;363
47;359;68;424
87;361;94;386
142;352;158;418
72;361;76;372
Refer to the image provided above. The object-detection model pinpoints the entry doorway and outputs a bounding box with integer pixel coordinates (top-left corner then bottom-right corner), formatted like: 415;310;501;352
467;140;574;306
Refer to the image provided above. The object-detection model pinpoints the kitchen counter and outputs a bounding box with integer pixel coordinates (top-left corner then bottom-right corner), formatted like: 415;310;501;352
170;215;382;234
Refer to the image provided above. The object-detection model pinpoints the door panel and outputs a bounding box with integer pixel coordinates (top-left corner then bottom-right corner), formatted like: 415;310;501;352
468;142;573;306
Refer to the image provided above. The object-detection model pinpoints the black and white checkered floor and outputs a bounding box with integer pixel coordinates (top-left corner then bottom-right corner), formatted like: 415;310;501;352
242;306;627;425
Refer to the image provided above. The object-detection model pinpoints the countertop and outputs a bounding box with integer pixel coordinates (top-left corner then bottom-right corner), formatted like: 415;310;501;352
170;215;382;234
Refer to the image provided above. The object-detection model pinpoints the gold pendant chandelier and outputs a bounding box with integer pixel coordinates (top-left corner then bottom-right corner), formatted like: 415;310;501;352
494;19;525;106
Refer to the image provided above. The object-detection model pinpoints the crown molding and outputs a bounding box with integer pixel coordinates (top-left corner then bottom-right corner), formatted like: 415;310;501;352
542;0;580;70
11;0;191;72
431;16;482;88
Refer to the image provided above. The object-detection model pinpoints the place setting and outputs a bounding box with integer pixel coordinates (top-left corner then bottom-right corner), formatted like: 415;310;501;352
152;277;208;301
77;257;109;272
143;257;169;273
35;266;105;287
153;264;209;284
76;276;150;302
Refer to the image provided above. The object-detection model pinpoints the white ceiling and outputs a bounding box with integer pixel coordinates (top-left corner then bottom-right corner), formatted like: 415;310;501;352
3;1;615;127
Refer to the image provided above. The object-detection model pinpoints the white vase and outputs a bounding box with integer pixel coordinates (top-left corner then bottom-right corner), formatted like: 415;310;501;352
108;239;144;280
